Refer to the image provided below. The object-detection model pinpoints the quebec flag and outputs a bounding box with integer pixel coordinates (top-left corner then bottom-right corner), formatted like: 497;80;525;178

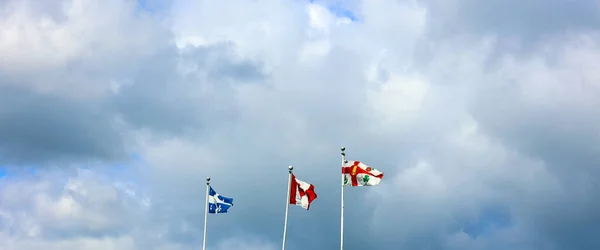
208;186;233;214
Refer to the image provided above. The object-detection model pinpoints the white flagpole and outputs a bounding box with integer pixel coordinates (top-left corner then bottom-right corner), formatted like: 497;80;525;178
202;177;210;250
340;146;346;250
282;165;293;250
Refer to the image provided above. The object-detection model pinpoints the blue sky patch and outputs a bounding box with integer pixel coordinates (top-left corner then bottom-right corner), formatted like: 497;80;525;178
327;4;359;21
309;0;359;22
463;206;513;238
137;0;153;11
0;166;38;178
136;0;169;14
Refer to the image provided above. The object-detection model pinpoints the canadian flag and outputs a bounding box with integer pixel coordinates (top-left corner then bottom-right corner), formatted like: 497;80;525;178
289;174;317;210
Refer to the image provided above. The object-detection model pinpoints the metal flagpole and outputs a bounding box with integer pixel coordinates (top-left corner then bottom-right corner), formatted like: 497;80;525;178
282;165;293;250
202;177;210;250
340;146;346;250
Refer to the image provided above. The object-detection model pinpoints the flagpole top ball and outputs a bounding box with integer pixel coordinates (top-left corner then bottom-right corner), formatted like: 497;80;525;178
288;165;294;171
341;146;345;151
206;177;211;182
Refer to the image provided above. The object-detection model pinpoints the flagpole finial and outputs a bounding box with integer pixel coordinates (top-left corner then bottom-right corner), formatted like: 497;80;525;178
341;146;345;152
288;165;293;172
206;177;211;183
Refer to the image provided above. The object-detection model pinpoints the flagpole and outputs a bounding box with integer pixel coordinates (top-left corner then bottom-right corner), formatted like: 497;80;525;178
202;177;210;250
282;165;293;250
340;146;346;250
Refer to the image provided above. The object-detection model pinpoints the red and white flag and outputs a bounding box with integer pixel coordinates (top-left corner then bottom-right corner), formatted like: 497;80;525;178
342;161;384;187
289;174;317;210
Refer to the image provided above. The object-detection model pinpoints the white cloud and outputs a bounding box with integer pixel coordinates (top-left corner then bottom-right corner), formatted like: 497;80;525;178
0;0;168;99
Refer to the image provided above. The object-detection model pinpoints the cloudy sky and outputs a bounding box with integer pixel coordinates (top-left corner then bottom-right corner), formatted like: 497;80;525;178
1;0;600;249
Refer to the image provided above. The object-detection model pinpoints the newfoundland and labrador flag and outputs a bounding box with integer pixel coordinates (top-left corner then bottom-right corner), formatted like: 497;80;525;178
208;186;233;214
289;174;317;210
342;161;384;187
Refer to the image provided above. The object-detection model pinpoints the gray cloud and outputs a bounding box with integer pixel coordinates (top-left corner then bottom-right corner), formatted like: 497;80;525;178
0;0;267;164
416;0;600;64
0;86;125;164
112;43;265;136
421;0;600;38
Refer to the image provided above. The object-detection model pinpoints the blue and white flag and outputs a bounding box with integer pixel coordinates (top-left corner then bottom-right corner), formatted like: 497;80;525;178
208;186;233;214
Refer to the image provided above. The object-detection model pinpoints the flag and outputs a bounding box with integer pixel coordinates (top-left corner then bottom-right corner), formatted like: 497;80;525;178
289;174;317;210
208;186;233;214
342;161;384;187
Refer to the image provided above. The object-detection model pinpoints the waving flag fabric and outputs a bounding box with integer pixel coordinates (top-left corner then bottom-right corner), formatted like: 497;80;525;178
289;174;317;210
342;161;384;187
208;186;233;214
